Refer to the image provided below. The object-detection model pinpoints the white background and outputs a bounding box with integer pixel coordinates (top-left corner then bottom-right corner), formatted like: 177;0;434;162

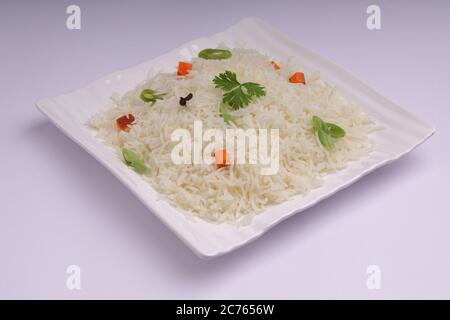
0;0;448;299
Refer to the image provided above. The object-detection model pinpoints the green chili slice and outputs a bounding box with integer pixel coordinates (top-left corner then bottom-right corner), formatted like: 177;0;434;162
198;49;232;60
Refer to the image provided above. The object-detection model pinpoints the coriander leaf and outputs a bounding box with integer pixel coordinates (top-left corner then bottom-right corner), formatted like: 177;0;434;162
213;71;240;92
122;148;148;174
219;103;235;125
323;123;346;138
223;86;252;109
242;82;266;98
318;129;335;150
140;89;167;105
213;71;266;110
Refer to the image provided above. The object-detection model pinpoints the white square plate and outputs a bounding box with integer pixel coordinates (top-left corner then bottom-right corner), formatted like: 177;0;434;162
36;17;434;258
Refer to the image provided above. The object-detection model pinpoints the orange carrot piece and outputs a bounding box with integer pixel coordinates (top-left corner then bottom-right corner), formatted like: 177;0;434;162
289;72;306;84
116;114;135;132
177;61;192;76
271;61;280;70
215;149;228;169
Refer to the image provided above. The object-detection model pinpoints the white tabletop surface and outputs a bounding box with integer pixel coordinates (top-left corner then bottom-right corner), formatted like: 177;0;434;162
0;0;449;299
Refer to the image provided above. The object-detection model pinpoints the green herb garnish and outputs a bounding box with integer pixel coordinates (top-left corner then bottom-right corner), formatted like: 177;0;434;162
140;89;167;105
198;48;232;60
323;123;346;138
312;115;346;150
122;148;147;174
213;71;266;110
312;115;325;132
219;103;235;125
318;128;335;150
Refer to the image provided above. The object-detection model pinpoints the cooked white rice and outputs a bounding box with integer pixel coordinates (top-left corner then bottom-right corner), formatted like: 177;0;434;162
89;47;375;223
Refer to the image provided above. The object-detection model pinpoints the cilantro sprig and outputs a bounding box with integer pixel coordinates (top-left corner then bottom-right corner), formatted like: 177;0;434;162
219;103;235;125
213;71;266;110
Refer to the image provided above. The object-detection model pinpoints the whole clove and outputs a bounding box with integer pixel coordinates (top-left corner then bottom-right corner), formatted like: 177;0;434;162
179;93;193;106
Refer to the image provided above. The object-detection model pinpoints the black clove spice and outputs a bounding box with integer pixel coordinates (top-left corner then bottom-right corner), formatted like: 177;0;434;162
179;93;193;106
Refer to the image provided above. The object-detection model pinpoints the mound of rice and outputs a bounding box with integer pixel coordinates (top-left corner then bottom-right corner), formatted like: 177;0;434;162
90;47;375;223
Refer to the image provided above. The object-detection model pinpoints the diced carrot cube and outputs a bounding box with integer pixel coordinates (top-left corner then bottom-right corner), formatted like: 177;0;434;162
215;149;228;169
289;72;305;84
116;114;135;132
177;61;192;76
